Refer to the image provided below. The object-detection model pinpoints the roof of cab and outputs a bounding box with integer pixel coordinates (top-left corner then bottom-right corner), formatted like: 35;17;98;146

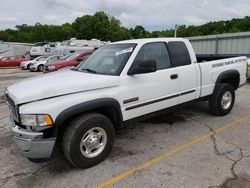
111;38;187;45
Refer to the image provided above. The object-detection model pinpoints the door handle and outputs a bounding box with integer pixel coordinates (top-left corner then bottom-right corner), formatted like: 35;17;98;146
170;74;178;80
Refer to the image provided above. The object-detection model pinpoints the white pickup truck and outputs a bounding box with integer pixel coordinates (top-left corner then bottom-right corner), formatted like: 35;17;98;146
5;38;248;168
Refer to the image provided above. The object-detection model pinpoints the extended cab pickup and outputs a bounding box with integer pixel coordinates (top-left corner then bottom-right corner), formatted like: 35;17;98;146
5;38;248;168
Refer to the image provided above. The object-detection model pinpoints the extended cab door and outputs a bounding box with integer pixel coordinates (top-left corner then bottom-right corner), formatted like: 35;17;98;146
121;42;180;121
167;41;199;104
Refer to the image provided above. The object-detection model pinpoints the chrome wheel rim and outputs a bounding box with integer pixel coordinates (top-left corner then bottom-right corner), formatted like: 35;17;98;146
221;91;232;110
80;127;107;158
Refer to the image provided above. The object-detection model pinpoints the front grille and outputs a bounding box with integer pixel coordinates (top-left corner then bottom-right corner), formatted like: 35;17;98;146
5;93;19;122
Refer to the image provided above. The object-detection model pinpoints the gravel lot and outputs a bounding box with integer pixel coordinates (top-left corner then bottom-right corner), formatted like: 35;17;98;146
0;68;250;188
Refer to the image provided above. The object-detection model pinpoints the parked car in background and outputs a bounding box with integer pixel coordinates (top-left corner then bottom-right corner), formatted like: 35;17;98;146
44;50;94;73
0;56;28;67
29;55;64;72
20;56;47;70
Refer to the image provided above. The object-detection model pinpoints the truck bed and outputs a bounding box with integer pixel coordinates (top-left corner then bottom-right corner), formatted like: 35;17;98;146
197;56;247;98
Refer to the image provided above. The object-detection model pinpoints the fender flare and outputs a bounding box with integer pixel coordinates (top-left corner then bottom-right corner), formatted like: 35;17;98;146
54;98;123;134
215;70;240;89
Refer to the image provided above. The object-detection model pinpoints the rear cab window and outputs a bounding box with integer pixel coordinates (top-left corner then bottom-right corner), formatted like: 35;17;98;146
167;41;191;67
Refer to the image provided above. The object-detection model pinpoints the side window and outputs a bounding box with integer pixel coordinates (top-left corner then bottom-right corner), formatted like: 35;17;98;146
48;57;56;62
45;48;51;52
132;42;171;70
167;41;191;67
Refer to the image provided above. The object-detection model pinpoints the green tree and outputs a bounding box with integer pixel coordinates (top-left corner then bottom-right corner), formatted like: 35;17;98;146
1;12;250;43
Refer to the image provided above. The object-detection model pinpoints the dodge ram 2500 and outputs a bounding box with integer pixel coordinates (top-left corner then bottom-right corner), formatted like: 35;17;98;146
5;38;248;168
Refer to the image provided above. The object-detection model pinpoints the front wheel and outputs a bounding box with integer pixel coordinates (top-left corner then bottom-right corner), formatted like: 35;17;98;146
27;64;31;70
38;64;44;72
62;113;115;168
209;84;235;116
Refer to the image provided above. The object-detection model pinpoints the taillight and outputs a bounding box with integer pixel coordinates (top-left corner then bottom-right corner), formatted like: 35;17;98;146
247;59;249;77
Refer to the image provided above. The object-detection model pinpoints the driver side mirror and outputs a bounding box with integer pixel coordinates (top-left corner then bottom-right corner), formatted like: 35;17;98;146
127;60;157;75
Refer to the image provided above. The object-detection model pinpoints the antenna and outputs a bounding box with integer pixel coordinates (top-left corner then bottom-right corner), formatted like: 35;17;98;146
174;24;179;38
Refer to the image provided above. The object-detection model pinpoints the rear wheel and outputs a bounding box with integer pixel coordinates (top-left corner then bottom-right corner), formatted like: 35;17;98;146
62;113;115;168
38;64;44;72
209;84;235;116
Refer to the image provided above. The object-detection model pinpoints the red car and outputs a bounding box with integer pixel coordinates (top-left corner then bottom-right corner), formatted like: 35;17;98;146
0;56;29;67
44;50;94;72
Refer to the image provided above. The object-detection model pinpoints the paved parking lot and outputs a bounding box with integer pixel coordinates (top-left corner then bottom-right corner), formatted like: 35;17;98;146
0;68;250;188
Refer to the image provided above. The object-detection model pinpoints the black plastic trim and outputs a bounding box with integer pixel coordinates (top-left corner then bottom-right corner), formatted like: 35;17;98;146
123;96;210;125
216;70;240;89
54;98;123;134
125;89;196;111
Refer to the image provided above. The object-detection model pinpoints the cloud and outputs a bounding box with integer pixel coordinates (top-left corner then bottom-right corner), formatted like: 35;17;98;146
0;0;249;31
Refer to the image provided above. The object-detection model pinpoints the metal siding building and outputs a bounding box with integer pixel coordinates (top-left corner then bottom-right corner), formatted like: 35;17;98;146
187;32;250;58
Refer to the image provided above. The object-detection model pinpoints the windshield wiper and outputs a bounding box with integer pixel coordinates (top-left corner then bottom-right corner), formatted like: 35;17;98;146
71;67;79;71
81;68;97;74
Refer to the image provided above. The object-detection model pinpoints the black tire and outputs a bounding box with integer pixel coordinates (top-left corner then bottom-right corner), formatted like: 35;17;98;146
62;113;115;168
38;64;44;72
27;64;31;70
209;83;235;116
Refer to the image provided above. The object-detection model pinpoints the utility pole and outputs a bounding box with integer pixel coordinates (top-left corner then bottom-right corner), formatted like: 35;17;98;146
174;24;178;38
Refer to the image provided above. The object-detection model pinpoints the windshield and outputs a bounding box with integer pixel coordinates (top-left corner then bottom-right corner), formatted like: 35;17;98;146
76;44;136;75
65;52;81;60
35;56;46;61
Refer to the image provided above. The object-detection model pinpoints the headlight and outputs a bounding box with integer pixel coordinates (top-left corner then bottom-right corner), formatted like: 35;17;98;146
48;65;56;70
20;114;53;126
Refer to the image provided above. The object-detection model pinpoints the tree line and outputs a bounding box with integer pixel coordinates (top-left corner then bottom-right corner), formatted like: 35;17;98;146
0;11;250;43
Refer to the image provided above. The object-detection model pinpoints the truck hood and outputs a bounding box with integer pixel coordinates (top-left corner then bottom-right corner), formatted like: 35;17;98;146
7;69;120;104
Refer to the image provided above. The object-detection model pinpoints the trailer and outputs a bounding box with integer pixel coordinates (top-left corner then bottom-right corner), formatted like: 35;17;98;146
55;38;110;55
187;32;250;61
0;41;32;57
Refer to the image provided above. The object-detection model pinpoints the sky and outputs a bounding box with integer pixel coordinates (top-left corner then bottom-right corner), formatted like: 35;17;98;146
0;0;250;31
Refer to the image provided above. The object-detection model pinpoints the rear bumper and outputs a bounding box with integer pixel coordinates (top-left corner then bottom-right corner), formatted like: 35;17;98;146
10;124;56;159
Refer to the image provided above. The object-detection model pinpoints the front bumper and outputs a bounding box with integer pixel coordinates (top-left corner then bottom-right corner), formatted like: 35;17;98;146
10;123;56;159
19;64;27;69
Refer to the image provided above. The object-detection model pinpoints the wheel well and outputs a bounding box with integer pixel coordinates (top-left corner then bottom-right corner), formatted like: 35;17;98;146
55;106;122;141
216;70;240;90
220;77;239;90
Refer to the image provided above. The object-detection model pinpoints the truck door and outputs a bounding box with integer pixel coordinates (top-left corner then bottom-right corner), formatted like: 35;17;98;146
167;41;198;104
121;42;180;121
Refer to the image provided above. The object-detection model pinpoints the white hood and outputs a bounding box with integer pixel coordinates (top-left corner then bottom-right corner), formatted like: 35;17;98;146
7;69;119;104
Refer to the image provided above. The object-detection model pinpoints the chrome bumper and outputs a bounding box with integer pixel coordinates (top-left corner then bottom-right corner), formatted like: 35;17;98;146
11;124;56;159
